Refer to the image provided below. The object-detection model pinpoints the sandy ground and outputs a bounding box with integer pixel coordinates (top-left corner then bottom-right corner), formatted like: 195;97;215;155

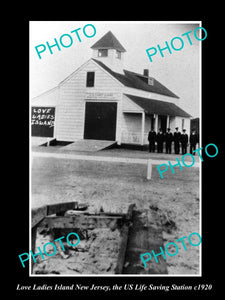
33;228;121;275
31;147;200;275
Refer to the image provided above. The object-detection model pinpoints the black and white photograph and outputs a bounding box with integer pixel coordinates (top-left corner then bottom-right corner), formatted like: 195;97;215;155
29;21;201;276
15;18;221;296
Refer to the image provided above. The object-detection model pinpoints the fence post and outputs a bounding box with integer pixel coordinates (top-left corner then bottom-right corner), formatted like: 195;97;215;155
147;159;152;180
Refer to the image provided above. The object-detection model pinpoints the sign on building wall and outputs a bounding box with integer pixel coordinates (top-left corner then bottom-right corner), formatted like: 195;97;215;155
31;107;55;137
85;92;120;100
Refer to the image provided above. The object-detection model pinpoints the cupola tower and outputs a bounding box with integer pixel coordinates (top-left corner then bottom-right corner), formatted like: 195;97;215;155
91;31;126;74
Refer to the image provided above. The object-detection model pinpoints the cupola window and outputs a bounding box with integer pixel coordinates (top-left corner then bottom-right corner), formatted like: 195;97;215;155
116;50;121;59
98;49;108;57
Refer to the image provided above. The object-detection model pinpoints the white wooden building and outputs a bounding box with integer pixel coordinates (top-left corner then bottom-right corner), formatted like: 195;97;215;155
31;31;191;146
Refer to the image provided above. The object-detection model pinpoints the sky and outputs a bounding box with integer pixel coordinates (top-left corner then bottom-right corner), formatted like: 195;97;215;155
30;21;202;118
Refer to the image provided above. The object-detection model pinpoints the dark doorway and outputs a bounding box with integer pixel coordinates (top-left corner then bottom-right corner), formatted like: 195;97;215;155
84;102;117;141
159;115;167;133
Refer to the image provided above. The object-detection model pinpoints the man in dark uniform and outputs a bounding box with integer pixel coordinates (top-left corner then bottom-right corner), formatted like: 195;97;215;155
148;128;156;152
181;129;188;154
189;130;198;155
157;128;164;153
165;128;173;154
173;127;181;154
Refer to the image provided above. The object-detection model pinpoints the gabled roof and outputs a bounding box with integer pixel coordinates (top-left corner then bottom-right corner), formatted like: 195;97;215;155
91;31;126;52
92;58;179;99
125;94;191;117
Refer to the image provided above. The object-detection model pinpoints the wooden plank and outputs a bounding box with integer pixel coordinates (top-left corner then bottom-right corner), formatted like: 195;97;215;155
115;224;129;274
32;202;78;228
114;204;135;274
62;139;116;152
32;205;47;228
47;201;78;216
40;214;123;230
98;204;135;219
126;203;136;220
122;209;168;274
31;226;37;272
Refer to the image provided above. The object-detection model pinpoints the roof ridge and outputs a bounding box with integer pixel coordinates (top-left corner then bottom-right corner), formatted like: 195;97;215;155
124;69;153;78
92;58;179;99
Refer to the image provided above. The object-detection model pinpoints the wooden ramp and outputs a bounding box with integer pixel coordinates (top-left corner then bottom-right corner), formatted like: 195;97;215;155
32;137;55;147
122;209;168;274
61;139;116;152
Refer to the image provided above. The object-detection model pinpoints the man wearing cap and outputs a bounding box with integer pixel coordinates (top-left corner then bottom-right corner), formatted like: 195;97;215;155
181;129;188;154
173;127;181;154
165;128;173;154
148;128;156;152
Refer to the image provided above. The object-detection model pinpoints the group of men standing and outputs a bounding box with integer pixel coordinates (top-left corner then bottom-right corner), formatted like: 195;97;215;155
148;127;199;155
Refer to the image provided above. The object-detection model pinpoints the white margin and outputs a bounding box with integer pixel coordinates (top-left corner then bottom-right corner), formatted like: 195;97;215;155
29;20;202;278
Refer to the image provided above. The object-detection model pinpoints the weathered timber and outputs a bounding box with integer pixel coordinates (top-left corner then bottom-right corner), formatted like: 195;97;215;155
47;201;78;216
31;202;137;274
126;203;136;220
92;204;135;219
114;204;135;273
31;201;77;271
115;224;129;274
32;202;78;228
122;209;168;274
32;205;48;228
31;226;37;271
40;214;124;230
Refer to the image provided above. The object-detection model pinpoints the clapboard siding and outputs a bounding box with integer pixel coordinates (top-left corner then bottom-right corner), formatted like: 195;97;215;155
56;60;123;141
121;113;151;144
121;95;153;144
122;96;143;112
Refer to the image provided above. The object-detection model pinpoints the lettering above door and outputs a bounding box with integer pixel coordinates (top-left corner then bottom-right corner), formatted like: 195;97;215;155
85;92;120;100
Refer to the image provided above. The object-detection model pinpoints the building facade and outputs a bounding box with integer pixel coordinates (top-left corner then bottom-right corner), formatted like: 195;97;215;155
31;31;191;145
